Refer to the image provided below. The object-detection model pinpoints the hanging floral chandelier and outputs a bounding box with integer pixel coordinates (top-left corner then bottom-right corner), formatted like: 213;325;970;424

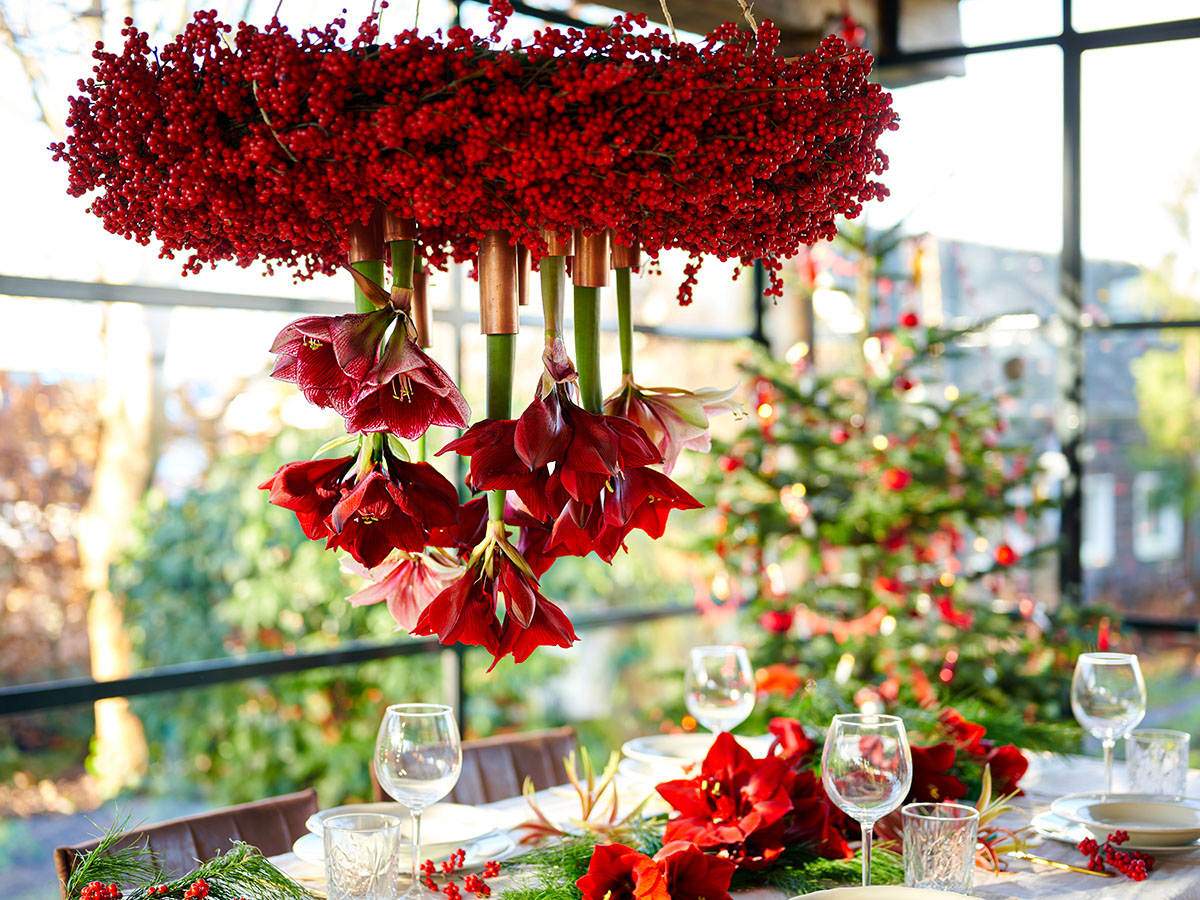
53;3;898;668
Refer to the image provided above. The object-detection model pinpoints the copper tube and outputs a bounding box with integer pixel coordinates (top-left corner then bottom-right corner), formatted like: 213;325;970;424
383;209;418;242
612;239;642;270
542;226;573;257
412;268;433;348
517;244;531;306
572;229;611;288
347;206;385;263
479;229;519;334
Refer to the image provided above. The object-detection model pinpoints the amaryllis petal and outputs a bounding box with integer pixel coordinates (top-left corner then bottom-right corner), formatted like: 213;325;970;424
514;396;568;470
652;842;735;900
411;567;501;654
346;555;455;632
575;845;669;900
258;455;353;540
493;583;578;670
604;378;739;474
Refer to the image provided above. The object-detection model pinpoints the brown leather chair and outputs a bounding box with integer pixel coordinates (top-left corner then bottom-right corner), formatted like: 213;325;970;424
54;788;318;899
372;726;578;805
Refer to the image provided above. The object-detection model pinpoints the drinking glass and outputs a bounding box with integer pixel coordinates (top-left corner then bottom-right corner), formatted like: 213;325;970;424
1126;729;1190;796
1071;652;1146;794
822;713;913;886
684;645;756;735
375;703;462;896
902;802;979;894
324;812;402;900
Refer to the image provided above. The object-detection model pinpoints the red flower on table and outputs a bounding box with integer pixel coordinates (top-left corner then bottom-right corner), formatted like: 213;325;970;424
270;310;392;414
938;707;987;755
652;841;736;900
767;717;816;767
908;742;969;803
778;766;853;859
985;744;1028;796
575;842;734;900
258;454;354;540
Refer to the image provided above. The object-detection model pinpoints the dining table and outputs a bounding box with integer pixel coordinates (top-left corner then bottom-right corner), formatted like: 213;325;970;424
269;752;1200;899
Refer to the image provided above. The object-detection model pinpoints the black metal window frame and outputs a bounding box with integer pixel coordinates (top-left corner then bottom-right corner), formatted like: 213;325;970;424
5;1;1200;720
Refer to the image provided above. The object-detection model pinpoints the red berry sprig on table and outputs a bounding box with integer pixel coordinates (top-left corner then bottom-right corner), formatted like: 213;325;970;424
1077;831;1156;880
81;882;122;900
420;850;501;897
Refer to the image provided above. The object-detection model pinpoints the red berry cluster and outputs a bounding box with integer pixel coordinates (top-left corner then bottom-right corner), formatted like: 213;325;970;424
81;883;121;900
147;887;169;896
181;879;210;899
52;8;896;302
419;851;501;896
1078;831;1155;880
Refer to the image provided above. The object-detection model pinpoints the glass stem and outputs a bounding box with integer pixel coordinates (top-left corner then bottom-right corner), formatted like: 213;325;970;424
1103;739;1116;794
861;822;873;887
411;809;423;888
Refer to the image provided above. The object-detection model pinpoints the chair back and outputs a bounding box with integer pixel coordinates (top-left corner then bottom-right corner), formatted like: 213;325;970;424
54;788;318;899
371;725;578;805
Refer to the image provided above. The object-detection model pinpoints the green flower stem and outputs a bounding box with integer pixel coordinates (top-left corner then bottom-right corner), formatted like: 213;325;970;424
352;260;385;313
416;433;426;462
573;286;603;414
541;256;566;341
389;239;415;291
487;333;516;522
616;266;633;376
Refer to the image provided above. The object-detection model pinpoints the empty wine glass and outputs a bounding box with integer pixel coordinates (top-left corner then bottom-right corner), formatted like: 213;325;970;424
822;714;913;887
1071;652;1146;794
684;645;755;736
375;704;462;896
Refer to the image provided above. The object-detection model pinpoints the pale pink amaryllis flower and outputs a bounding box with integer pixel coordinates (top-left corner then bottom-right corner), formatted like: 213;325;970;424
603;377;742;474
342;551;459;632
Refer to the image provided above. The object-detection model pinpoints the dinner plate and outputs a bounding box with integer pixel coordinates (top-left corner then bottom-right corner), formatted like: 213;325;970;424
789;888;972;899
306;802;498;844
292;829;514;868
1050;792;1200;847
1032;810;1200;854
621;732;775;767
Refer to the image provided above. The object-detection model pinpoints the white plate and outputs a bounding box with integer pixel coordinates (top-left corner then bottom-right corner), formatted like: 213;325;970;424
306;802;498;846
792;891;971;900
1032;810;1200;854
621;733;775;768
292;829;514;868
1051;792;1200;847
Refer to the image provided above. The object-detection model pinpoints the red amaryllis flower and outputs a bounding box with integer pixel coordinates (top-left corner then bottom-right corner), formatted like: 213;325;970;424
439;419;556;519
270;310;392;413
604;376;741;475
939;707;987;755
779;766;853;859
411;552;577;669
344;553;457;632
908;742;969;803
328;457;460;568
258;455;353;539
657;732;792;870
652;842;735;900
575;844;668;900
345;322;471;438
985;744;1028;796
768;717;816;767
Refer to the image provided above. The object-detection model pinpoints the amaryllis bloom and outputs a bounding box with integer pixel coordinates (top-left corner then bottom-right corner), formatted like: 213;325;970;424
985;744;1029;796
604;376;741;475
344;554;457;632
908;742;969;803
328;456;460;568
657;732;792;870
575;844;668;900
258;455;354;540
411;552;577;669
767;717;816;766
939;707;987;755
651;842;735;900
270;310;392;413
778;766;853;859
345;322;471;438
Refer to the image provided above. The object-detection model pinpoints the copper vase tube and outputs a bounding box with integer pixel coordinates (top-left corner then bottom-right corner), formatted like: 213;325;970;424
479;229;519;334
382;209;418;242
542;226;574;257
347;206;385;263
412;268;432;348
573;229;611;288
612;238;642;270
517;244;531;307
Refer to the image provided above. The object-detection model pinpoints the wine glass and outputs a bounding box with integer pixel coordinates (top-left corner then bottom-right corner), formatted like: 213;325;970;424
684;645;756;736
822;714;913;887
1071;652;1146;794
375;704;462;895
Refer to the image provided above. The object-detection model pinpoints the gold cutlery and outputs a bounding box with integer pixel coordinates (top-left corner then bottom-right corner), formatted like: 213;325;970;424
1008;849;1116;877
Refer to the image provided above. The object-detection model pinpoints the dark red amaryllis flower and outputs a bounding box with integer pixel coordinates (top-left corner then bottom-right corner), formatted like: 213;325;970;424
985;744;1028;796
439;419;555;518
908;742;969;803
345;322;471;438
344;553;457;632
411;553;577;669
651;842;735;900
328;457;460;568
575;844;668;900
778;766;853;859
657;732;793;870
939;707;987;755
258;455;354;539
270;310;392;413
767;717;817;767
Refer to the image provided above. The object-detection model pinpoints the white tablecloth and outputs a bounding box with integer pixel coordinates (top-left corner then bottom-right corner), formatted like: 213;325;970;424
271;754;1200;899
